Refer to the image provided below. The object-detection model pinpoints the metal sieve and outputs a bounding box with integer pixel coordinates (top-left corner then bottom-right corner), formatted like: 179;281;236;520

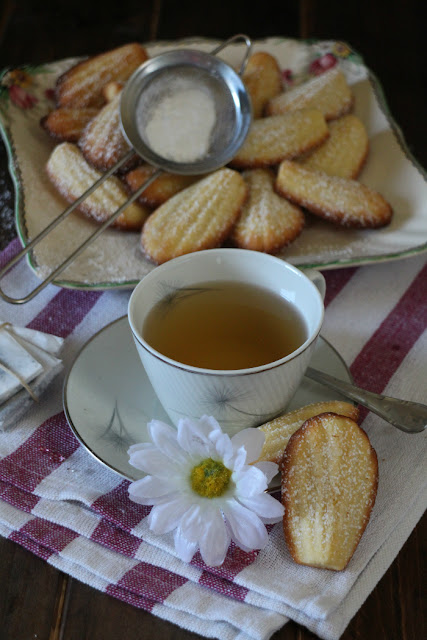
120;46;252;175
0;35;253;304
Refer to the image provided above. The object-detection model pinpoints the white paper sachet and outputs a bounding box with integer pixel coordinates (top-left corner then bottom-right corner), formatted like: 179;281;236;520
0;331;44;403
0;322;65;431
11;325;64;356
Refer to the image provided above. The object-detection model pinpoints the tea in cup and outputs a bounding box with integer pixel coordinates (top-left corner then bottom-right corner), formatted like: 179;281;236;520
128;249;325;435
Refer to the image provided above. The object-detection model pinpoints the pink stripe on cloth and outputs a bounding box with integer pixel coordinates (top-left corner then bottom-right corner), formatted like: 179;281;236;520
27;288;104;337
7;523;160;613
9;526;56;561
91;518;141;557
113;562;188;603
323;267;358;308
91;480;149;531
0;412;80;492
191;543;259;579
18;517;79;552
351;262;427;420
199;570;249;601
0;480;39;512
2;476;143;564
351;262;427;389
0;237;22;269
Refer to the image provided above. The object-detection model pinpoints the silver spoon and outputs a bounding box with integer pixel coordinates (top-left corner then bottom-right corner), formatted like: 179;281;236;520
305;367;427;434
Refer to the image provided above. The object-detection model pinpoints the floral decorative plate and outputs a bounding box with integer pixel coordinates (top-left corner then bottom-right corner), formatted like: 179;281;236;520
1;37;426;293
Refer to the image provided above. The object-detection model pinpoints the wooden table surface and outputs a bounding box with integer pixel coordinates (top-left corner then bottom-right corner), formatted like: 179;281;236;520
0;1;425;639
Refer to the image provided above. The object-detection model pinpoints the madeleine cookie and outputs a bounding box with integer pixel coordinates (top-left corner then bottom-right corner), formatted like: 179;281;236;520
242;51;283;118
276;160;393;228
55;42;148;109
231;169;304;252
124;164;201;208
229;110;329;168
79;91;137;172
266;67;354;121
141;168;247;264
281;412;378;571
255;401;360;464
102;81;124;102
46;142;149;231
299;114;369;179
40;107;99;143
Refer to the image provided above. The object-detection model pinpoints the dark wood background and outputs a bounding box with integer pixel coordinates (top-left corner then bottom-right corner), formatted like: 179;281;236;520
0;1;425;639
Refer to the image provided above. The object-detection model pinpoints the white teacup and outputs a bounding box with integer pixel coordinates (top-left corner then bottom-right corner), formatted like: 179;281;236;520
128;249;325;436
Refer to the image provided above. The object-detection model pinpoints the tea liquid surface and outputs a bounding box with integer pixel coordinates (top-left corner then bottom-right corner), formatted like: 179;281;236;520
143;280;307;370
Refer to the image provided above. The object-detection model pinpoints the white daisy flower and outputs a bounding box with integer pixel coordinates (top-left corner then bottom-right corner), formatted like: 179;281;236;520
128;415;284;567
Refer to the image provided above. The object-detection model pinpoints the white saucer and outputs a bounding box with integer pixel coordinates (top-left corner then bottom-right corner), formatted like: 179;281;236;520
63;316;353;485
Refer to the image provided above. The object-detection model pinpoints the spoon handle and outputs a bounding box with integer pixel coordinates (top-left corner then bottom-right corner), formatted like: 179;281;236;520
305;367;427;434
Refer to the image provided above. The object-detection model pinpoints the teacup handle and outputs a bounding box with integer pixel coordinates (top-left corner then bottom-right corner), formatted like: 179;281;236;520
304;269;326;301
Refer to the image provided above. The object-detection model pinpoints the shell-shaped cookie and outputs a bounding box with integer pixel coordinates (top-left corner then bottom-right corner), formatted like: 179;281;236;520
40;107;99;143
266;67;354;121
46;142;149;231
141;168;247;264
229;110;329;169
124;164;201;208
242;51;283;118
231;168;304;252
276;160;392;228
79;92;137;172
299;114;369;179
55;43;148;109
281;412;378;571
255;400;360;464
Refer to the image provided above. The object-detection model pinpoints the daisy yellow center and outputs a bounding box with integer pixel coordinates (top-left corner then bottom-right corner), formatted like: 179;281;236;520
190;458;232;498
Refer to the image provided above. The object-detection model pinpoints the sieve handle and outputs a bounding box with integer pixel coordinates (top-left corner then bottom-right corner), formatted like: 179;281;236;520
209;34;253;76
0;158;162;305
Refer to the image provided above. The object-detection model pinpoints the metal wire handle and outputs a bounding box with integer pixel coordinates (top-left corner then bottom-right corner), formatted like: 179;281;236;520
0;159;161;304
0;35;252;305
209;33;253;75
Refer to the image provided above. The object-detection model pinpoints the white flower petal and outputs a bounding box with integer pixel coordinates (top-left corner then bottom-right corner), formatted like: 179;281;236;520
231;446;248;474
199;415;223;438
128;447;181;477
128;442;155;455
177;417;214;458
210;431;233;464
128;487;175;507
174;527;198;563
127;492;152;506
148;419;189;464
223;498;269;550
238;493;284;523
148;496;192;534
231;428;265;463
179;503;206;543
128;475;171;500
199;508;230;567
251;461;279;484
235;466;268;496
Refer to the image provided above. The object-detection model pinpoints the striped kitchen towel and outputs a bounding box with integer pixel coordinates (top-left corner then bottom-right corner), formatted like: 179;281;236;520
0;238;426;640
